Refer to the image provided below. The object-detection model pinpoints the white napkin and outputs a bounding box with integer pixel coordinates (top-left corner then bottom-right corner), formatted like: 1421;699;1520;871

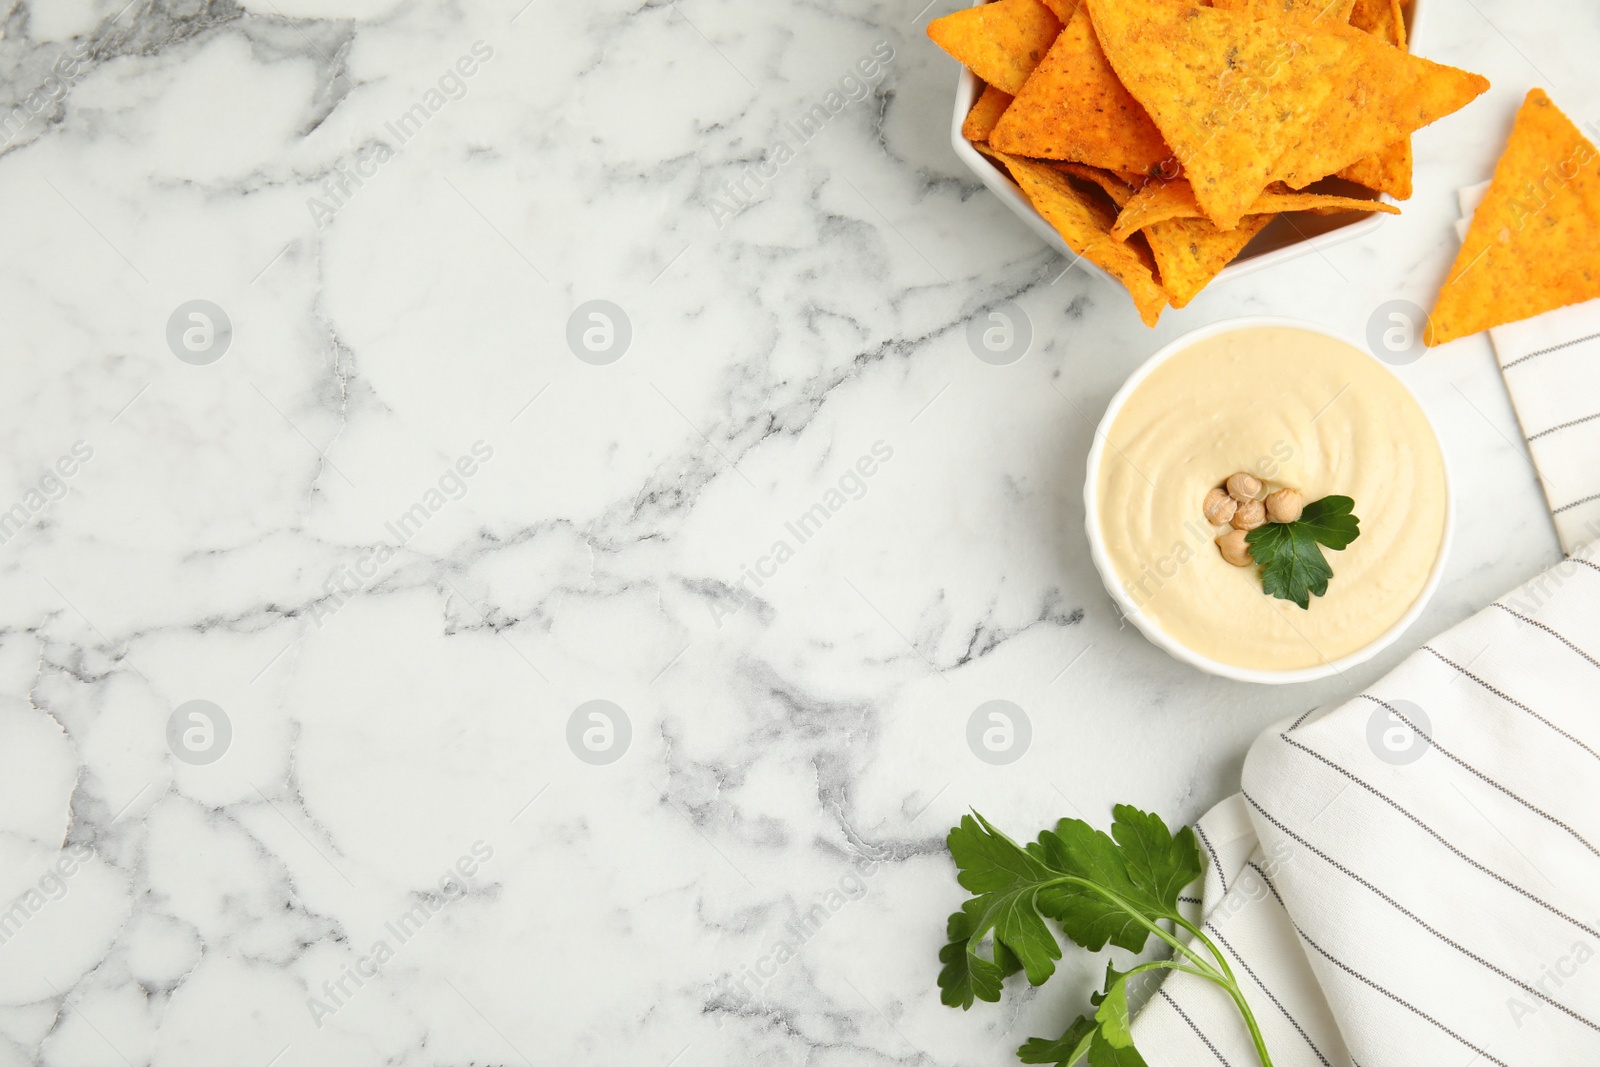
1124;193;1600;1065
1133;537;1600;1065
1455;180;1600;554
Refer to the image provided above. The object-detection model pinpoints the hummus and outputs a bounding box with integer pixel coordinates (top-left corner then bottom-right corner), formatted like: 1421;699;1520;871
1096;326;1448;671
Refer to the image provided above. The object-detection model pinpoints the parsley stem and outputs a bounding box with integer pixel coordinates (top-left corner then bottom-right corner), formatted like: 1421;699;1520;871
1173;919;1275;1067
1032;881;1275;1067
1117;958;1215;984
1173;915;1236;983
1215;973;1275;1067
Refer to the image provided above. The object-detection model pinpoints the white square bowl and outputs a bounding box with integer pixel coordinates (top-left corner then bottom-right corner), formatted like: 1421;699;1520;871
949;0;1425;289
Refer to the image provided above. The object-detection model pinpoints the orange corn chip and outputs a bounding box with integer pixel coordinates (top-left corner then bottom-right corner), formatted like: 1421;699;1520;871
1086;0;1487;228
1335;0;1413;198
1211;0;1357;22
1110;179;1396;241
1346;0;1400;32
1145;214;1276;308
1337;135;1415;199
1269;20;1484;191
1051;162;1137;207
988;7;1172;174
963;85;1016;142
1427;89;1600;346
927;0;1064;96
1215;0;1411;194
981;147;1169;324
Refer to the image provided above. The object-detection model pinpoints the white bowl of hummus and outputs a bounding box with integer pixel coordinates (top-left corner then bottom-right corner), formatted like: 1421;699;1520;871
1084;318;1452;684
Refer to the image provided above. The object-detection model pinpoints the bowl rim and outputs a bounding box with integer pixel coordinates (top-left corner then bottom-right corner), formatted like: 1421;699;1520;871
946;0;1425;291
1080;316;1456;685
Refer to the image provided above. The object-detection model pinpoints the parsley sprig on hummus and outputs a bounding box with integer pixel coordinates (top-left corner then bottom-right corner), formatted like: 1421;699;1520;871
1203;472;1362;609
1246;496;1362;609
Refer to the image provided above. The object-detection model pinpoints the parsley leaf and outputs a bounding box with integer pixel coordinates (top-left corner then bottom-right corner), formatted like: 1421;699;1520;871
1093;970;1134;1047
936;903;1021;1008
938;814;1063;1005
1245;495;1361;609
1084;1034;1152;1067
1297;495;1361;549
939;807;1278;1067
1247;522;1332;609
1032;819;1161;953
1109;804;1202;912
1021;1018;1149;1067
1018;1017;1097;1065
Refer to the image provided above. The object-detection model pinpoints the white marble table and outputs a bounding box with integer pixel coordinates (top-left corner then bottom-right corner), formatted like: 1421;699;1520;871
0;1;1590;1064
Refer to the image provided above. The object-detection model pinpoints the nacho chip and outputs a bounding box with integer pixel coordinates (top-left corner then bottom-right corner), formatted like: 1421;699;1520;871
1269;19;1485;191
1110;179;1397;240
1086;0;1487;228
927;0;1064;96
1337;133;1415;198
982;147;1169;324
1346;0;1400;33
1427;89;1600;346
1111;181;1207;238
1211;0;1357;21
1051;162;1137;206
963;85;1016;142
1335;0;1413;198
1145;214;1276;307
988;7;1172;174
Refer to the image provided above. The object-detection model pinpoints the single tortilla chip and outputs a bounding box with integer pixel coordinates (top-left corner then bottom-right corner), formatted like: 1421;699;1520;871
1086;0;1487;228
1233;0;1411;206
1110;179;1397;240
981;147;1169;325
927;0;1064;96
1051;162;1137;207
1145;214;1276;308
1427;89;1600;346
1269;19;1486;191
962;85;1016;142
1110;181;1207;238
1338;139;1414;198
1211;0;1357;21
1335;0;1413;198
988;7;1172;174
1346;0;1401;33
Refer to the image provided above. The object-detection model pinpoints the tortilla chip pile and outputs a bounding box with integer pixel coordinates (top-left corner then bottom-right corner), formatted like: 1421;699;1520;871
930;0;1489;324
1427;89;1600;346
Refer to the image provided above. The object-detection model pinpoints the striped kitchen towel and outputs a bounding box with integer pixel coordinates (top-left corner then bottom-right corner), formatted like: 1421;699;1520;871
1457;181;1600;554
1132;536;1600;1065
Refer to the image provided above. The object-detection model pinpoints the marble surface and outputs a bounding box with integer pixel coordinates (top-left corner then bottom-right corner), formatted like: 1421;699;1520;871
0;1;1592;1064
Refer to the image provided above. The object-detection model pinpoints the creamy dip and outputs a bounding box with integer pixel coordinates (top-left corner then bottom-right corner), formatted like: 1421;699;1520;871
1096;326;1448;671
